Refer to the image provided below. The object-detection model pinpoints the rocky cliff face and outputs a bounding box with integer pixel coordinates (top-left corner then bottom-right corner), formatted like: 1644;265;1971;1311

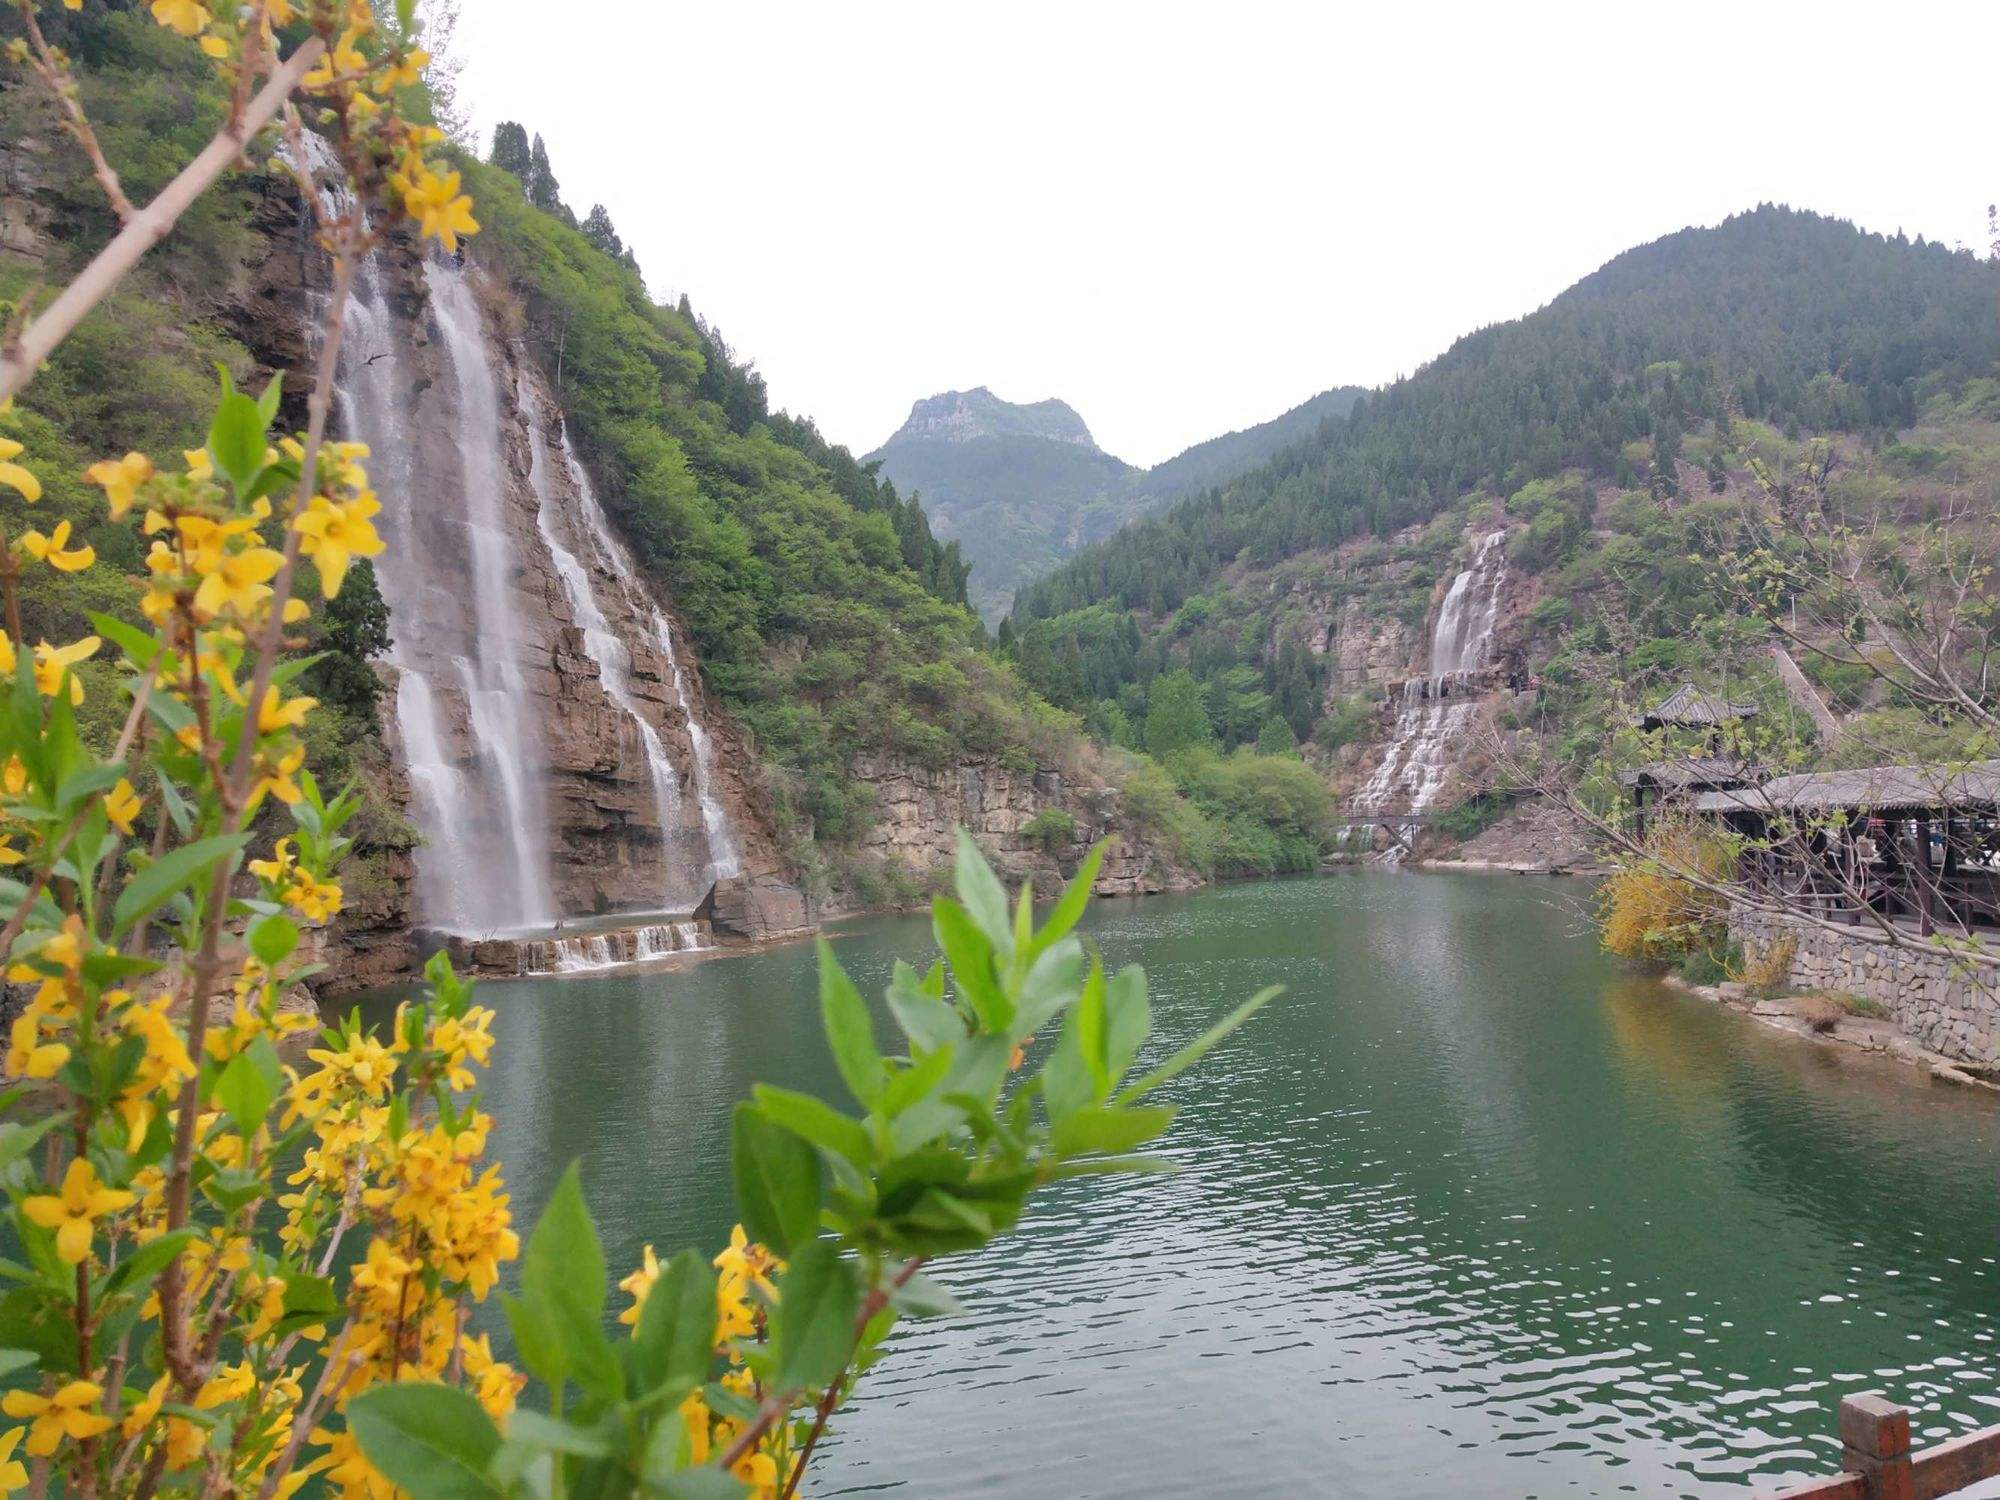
235;172;804;990
887;388;1104;449
843;751;1200;904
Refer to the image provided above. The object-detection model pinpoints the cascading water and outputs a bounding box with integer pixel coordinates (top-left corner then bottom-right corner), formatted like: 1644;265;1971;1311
302;132;741;951
1351;531;1508;833
322;164;557;932
521;382;698;904
528;920;713;975
551;423;742;881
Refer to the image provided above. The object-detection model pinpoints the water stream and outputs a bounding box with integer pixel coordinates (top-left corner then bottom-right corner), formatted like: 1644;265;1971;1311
1352;529;1508;824
521;381;691;904
553;423;741;882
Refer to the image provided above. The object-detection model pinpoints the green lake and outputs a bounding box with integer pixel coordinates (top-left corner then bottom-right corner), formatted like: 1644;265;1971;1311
346;873;1999;1497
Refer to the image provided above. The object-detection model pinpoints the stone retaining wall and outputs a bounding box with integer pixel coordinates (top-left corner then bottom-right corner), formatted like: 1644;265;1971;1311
1728;907;2000;1066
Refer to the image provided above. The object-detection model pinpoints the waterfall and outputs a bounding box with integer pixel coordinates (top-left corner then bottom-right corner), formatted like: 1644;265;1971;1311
525;919;713;975
1351;531;1508;824
326;211;558;932
549;422;743;881
302;131;740;945
521;382;701;905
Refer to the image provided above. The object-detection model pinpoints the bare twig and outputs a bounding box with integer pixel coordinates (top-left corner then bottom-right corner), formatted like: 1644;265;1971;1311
0;37;326;404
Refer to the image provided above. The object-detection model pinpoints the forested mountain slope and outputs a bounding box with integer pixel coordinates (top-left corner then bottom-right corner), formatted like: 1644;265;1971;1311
1016;208;1998;626
870;383;1365;622
1002;209;2000;817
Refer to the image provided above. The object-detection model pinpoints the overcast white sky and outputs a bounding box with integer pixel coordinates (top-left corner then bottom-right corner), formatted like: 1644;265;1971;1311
451;1;1993;468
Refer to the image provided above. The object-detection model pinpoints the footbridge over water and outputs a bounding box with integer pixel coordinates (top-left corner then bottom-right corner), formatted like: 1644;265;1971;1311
1333;808;1436;856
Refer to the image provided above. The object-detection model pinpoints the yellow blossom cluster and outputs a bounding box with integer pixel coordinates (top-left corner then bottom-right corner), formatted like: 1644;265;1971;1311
621;1226;793;1497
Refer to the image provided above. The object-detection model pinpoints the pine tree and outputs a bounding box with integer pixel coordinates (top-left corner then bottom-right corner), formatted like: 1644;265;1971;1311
489;120;530;178
581;204;623;259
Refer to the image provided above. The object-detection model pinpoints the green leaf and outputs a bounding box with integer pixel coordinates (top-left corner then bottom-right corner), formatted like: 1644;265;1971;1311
255;371;284;425
247;912;299;968
0;1349;36;1382
816;941;883;1108
102;1228;196;1298
212;1037;280;1131
730;1104;821;1256
932;900;1012;1033
1104;965;1151;1082
631;1248;715;1396
645;1467;749;1500
502;1409;615;1458
1074;960;1110;1097
346;1382;503;1499
110;833;248;939
85;612;159;669
500;1292;563;1390
885;960;964;1052
750;1085;872;1167
877;1046;952;1119
521;1161;619;1400
887;1270;966;1320
1050;1104;1175;1157
0;1117;59;1179
207;390;270;495
772;1240;858;1392
1115;985;1284;1104
952;829;1012;953
1025;841;1106;961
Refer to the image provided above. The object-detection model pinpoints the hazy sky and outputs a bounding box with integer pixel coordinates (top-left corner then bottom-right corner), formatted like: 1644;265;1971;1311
451;1;1993;468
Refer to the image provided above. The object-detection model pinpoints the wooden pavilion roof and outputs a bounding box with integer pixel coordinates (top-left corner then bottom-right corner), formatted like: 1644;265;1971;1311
1691;760;2000;817
1631;683;1760;731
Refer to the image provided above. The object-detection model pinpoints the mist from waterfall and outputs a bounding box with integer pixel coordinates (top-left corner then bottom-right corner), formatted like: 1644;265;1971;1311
1351;530;1507;819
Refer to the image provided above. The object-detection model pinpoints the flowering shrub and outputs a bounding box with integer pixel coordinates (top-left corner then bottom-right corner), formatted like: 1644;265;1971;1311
0;2;1278;1495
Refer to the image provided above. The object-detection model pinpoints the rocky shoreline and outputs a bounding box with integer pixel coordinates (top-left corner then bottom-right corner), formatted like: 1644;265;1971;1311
1662;973;2000;1092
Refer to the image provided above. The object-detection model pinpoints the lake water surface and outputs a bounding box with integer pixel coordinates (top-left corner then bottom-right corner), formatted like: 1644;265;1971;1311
347;873;1999;1498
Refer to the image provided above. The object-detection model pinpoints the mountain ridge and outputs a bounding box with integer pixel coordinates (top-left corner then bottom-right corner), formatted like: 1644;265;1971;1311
868;381;1366;622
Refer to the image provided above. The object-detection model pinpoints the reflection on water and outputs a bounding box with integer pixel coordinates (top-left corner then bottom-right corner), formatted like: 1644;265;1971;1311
345;873;1998;1497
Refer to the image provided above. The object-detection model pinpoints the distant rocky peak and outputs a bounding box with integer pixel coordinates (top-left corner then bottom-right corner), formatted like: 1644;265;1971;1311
889;387;1101;450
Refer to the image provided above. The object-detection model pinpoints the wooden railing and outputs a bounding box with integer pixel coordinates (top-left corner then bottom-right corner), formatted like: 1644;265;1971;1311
1763;1395;2000;1500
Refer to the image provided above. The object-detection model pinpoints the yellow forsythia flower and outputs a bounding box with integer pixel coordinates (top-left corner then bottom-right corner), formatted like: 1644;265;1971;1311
0;437;40;503
19;519;94;573
84;451;152;518
32;636;100;705
149;0;211;37
104;778;141;835
1;1380;114;1457
20;1159;133;1264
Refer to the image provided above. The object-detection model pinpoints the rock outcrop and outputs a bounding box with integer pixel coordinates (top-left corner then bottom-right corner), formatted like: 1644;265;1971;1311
843;751;1199;902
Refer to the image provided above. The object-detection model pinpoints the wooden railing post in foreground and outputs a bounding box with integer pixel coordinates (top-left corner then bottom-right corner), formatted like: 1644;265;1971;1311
1840;1395;1915;1500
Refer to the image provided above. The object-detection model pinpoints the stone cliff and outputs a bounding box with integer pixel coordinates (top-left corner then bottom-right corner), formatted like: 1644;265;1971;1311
840;751;1201;905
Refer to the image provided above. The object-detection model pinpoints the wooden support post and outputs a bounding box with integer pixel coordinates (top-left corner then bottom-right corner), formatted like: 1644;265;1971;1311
1913;814;1934;937
1839;1395;1914;1500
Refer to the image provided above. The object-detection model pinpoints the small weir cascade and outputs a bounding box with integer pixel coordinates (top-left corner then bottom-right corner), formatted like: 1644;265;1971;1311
307;136;750;971
1350;530;1508;837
